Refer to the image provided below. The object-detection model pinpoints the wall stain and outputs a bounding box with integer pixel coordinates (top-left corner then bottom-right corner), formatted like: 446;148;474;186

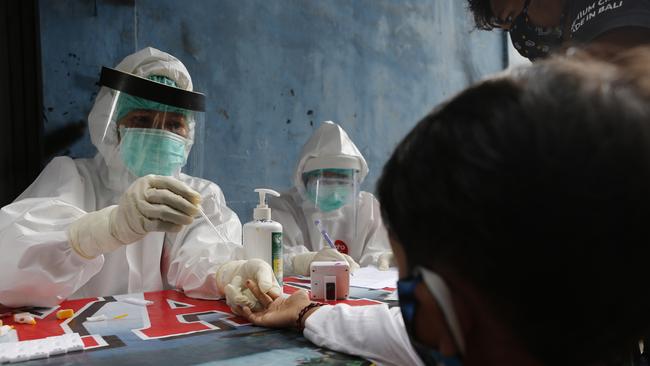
181;21;200;58
103;0;135;6
218;108;230;120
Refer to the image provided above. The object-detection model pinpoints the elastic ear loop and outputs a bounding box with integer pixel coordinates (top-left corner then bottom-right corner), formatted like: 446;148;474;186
419;268;466;355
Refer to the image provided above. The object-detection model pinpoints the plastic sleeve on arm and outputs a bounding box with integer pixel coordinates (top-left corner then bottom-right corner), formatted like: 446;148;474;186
359;225;390;268
304;304;424;366
0;199;104;307
357;194;392;267
164;183;244;300
68;205;122;259
283;244;311;276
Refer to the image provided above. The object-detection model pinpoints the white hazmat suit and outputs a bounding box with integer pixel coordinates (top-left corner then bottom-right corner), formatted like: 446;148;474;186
269;121;392;275
0;47;279;308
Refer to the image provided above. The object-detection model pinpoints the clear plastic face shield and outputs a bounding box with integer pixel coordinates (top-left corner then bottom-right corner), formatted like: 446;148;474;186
98;67;205;179
303;169;358;213
301;167;360;253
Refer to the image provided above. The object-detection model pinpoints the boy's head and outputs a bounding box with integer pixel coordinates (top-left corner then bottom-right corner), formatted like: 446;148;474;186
378;47;650;364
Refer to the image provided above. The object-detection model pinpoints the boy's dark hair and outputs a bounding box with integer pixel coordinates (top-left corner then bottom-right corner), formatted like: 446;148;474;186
467;0;496;29
377;47;650;365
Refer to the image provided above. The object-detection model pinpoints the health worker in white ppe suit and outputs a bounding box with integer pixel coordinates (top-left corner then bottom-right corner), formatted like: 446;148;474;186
0;47;279;309
269;121;394;276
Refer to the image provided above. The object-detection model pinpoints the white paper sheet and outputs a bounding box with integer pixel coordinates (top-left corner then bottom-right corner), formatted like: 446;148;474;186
350;265;398;289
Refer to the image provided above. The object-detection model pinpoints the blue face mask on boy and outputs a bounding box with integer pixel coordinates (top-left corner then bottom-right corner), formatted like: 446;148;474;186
397;267;465;366
119;127;187;177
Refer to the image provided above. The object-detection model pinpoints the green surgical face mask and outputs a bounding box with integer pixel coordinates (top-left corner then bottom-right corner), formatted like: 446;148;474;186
119;127;187;177
306;181;353;212
305;178;353;212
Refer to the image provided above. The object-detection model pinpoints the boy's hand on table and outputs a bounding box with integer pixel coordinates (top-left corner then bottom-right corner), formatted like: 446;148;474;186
238;280;316;329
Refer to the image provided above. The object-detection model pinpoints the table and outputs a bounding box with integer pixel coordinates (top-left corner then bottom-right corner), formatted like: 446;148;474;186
0;276;397;365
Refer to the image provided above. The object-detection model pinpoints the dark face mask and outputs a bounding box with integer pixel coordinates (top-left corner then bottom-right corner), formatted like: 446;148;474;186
509;0;564;61
397;267;465;366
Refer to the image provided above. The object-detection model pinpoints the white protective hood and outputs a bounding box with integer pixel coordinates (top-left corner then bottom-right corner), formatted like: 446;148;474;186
88;47;194;192
293;121;369;190
272;121;390;271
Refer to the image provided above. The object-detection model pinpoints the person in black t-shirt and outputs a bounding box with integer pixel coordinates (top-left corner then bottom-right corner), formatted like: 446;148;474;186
467;0;650;60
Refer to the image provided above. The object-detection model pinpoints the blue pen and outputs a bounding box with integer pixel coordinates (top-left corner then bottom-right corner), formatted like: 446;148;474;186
314;220;336;249
314;220;353;276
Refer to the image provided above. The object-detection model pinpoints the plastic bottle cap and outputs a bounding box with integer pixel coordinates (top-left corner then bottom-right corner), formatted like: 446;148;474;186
254;188;280;220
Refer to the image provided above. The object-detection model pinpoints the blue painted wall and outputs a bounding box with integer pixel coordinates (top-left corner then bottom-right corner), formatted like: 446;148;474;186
39;0;505;220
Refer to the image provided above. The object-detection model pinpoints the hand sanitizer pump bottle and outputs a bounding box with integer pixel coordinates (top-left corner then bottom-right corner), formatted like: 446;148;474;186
243;188;283;286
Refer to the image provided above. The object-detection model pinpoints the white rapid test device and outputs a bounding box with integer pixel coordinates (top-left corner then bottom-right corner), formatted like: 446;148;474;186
310;261;350;300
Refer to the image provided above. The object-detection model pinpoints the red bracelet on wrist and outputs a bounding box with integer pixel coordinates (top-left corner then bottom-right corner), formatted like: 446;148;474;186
296;302;325;332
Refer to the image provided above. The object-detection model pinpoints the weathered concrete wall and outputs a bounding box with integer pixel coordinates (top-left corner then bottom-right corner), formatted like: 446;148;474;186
40;0;505;218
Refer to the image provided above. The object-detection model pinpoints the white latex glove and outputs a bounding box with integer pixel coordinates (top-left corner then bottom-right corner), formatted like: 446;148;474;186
69;175;201;259
291;248;360;276
216;259;282;314
377;251;396;271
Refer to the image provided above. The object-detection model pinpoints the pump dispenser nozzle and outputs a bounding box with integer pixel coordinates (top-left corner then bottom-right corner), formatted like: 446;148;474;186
254;188;280;220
